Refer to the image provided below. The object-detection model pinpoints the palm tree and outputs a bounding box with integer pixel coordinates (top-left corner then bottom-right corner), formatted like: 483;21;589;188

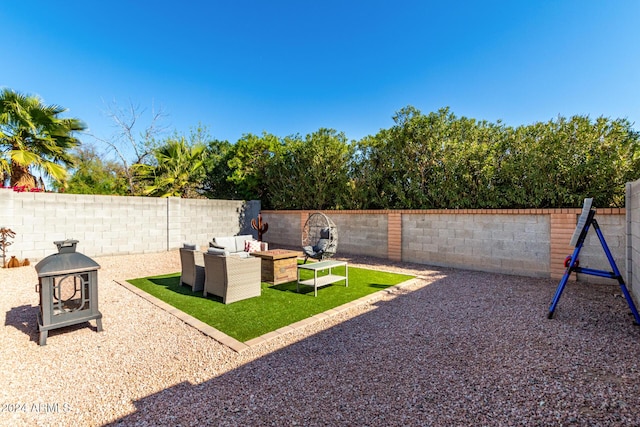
0;88;86;189
133;137;206;198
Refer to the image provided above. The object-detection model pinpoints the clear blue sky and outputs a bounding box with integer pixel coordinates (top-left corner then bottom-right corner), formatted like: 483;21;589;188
2;1;639;157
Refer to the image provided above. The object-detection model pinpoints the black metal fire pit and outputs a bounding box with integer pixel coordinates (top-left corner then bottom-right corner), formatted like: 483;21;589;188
34;240;103;346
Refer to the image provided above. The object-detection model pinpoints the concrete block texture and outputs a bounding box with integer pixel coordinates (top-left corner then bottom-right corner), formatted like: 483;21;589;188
577;213;626;283
260;211;388;258
627;180;640;301
174;198;259;249
4;187;634;284
259;209;626;279
402;213;550;276
1;191;259;262
331;213;388;258
260;212;302;247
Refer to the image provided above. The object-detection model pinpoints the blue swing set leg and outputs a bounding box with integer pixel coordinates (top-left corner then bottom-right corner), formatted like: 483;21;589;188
548;245;581;319
548;218;640;325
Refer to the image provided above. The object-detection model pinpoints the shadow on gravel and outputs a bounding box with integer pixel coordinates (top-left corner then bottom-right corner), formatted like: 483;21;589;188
5;304;40;343
106;269;640;426
5;304;100;344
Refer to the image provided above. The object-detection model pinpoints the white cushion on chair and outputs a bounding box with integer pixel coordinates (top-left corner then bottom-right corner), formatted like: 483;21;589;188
207;247;229;256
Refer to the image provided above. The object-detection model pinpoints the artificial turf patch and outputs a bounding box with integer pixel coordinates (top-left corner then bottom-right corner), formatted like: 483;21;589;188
127;264;414;342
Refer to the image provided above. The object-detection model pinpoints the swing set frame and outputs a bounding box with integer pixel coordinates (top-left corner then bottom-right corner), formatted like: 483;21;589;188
548;199;640;324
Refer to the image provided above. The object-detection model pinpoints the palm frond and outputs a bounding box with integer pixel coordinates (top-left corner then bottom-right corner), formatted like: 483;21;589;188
1;89;85;186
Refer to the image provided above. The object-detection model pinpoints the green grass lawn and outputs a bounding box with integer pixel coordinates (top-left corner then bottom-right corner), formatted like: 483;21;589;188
127;263;414;342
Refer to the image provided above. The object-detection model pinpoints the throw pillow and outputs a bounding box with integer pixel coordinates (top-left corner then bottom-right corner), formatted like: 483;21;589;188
244;240;262;253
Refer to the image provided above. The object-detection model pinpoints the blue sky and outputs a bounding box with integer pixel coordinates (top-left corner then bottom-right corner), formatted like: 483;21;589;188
2;1;639;158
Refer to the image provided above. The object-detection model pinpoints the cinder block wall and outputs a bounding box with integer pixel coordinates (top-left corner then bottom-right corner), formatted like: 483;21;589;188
1;187;630;283
331;212;389;258
627;180;640;302
402;212;550;277
261;211;390;259
575;211;627;284
261;212;303;248
175;198;260;247
262;207;626;280
0;190;259;262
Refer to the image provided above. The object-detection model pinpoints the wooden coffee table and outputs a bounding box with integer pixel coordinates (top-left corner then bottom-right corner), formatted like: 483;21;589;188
251;249;299;285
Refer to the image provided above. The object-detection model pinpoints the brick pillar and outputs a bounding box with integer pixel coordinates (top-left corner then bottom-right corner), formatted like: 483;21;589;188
388;212;402;262
549;211;578;280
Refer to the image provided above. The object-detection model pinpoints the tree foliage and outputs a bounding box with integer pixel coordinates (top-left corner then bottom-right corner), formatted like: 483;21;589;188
263;128;353;210
201;139;240;200
0;88;86;189
227;132;282;201
491;115;640;208
58;100;640;209
58;145;129;195
348;107;640;209
132;137;205;198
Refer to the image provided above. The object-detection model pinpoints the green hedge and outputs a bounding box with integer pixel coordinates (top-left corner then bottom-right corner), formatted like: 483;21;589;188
204;106;640;209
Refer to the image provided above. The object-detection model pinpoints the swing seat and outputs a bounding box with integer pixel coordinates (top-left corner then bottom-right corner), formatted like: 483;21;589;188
302;228;331;262
301;213;338;263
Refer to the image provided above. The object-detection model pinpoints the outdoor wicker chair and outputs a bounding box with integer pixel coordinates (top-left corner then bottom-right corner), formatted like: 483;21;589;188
302;212;338;263
203;249;261;304
179;244;205;292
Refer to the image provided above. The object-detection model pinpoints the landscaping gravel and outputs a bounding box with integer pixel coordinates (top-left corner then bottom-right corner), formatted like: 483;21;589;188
2;250;640;426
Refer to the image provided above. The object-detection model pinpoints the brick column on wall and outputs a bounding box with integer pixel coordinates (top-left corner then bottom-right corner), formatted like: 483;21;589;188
388;212;402;262
549;211;578;280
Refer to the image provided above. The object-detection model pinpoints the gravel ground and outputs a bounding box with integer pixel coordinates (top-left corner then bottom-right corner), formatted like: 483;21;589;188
2;250;640;426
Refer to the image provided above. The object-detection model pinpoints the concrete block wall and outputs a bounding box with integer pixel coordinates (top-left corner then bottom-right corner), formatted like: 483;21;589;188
0;191;168;261
261;211;390;259
402;212;550;277
548;210;628;285
176;198;260;248
575;211;627;284
260;211;303;248
2;186;631;284
330;212;388;258
627;180;640;302
262;207;627;280
0;189;258;262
